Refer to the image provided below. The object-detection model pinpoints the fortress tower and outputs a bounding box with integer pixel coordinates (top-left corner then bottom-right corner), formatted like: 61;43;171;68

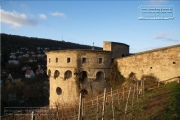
46;41;129;106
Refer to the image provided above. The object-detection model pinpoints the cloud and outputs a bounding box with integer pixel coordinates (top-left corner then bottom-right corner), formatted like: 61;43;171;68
154;31;180;42
39;14;47;20
50;12;66;18
0;8;37;28
154;32;168;39
20;4;29;10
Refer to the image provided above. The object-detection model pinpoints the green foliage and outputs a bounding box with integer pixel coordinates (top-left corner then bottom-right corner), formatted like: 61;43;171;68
109;61;125;87
124;72;137;88
162;82;180;119
141;74;159;90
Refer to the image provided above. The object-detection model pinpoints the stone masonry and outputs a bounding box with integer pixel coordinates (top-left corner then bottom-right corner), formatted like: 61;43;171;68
116;44;180;82
46;41;129;106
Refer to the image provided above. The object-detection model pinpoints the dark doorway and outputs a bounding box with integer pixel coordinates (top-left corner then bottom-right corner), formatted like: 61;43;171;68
96;71;104;81
80;71;87;83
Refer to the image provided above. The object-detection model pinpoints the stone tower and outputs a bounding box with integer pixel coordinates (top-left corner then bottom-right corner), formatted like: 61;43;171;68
46;41;129;107
103;41;129;59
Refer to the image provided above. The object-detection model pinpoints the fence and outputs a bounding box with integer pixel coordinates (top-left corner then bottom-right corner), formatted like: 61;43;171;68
1;80;149;120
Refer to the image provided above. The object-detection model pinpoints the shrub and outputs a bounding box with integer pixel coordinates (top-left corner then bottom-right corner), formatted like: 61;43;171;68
141;74;159;90
109;61;125;87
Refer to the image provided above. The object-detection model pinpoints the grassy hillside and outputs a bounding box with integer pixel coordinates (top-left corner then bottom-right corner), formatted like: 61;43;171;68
129;82;180;120
2;82;179;120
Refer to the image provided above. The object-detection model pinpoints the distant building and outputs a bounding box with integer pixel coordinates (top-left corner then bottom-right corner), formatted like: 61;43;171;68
25;70;35;78
8;60;19;65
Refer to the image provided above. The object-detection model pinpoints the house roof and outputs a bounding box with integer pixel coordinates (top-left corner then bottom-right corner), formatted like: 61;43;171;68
25;70;34;75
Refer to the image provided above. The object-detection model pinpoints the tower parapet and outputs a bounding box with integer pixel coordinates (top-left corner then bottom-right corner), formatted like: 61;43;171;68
103;41;129;59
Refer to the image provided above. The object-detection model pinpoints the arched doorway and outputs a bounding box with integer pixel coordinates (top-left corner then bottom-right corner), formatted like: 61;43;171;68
96;71;104;81
64;70;72;80
80;71;87;83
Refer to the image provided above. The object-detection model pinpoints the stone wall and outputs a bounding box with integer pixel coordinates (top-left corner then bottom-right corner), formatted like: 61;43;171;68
116;44;180;82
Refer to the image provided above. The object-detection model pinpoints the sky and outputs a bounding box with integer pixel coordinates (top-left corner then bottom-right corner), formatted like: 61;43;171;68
1;0;180;53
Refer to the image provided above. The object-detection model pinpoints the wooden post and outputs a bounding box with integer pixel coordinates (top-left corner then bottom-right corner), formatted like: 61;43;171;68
143;79;145;97
140;80;143;96
125;87;131;114
78;93;82;120
102;88;106;120
82;99;84;119
137;81;138;102
132;85;135;107
96;96;99;120
117;89;120;107
123;87;125;102
31;111;35;120
111;88;115;120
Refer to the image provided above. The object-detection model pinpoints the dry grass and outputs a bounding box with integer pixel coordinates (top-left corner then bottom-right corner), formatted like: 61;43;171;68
1;82;180;120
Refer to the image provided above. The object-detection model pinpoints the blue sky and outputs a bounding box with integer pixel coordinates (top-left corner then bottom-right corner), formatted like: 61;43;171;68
1;0;180;53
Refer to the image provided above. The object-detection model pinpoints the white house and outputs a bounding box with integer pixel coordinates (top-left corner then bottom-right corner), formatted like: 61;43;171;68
9;55;17;59
8;60;19;65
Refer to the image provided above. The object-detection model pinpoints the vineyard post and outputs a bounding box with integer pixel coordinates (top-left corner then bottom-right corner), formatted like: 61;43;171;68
111;88;115;120
132;85;135;107
55;104;60;120
82;99;84;118
143;79;144;97
123;87;125;102
136;81;139;102
31;111;34;120
78;93;82;120
96;96;99;120
125;87;131;114
117;89;120;108
102;88;106;120
141;80;143;96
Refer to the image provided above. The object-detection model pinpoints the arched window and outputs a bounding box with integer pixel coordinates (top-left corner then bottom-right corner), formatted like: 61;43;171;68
64;70;72;80
48;69;51;77
54;70;60;79
96;71;104;81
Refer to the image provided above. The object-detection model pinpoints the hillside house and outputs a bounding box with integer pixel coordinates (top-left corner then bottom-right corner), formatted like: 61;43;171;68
25;70;35;78
8;60;19;65
36;68;44;75
9;54;17;59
